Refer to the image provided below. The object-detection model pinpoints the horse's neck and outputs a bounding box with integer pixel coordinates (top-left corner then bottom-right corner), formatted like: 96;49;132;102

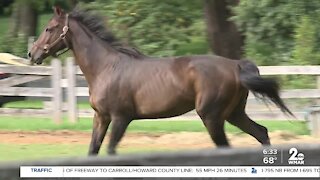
69;20;116;86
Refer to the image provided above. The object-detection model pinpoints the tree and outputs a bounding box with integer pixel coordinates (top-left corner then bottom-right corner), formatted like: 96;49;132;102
2;0;40;57
7;0;85;39
2;0;82;57
82;0;204;57
19;1;38;37
232;0;320;65
204;0;243;59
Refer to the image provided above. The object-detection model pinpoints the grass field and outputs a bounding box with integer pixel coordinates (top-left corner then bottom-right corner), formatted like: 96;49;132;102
0;100;311;162
0;144;171;161
3;100;91;109
0;116;309;134
2;100;309;133
0;117;310;161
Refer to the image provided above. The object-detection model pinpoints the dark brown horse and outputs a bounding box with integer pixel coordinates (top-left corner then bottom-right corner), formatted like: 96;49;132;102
28;7;293;155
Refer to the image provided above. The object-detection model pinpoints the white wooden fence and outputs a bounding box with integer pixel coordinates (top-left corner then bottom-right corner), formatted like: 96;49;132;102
0;59;63;123
0;58;320;134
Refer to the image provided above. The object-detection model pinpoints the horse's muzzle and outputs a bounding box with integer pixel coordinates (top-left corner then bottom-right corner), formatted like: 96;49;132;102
28;50;45;65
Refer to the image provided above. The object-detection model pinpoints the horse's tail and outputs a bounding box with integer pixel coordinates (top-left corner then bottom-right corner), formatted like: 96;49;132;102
238;60;294;117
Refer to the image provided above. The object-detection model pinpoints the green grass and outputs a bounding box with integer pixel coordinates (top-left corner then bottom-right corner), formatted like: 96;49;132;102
0;101;310;135
3;100;44;109
0;116;310;162
0;117;93;131
0;143;171;161
0;116;310;135
3;100;91;109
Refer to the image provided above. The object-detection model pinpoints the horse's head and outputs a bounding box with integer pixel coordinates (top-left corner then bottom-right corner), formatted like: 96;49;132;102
28;6;69;65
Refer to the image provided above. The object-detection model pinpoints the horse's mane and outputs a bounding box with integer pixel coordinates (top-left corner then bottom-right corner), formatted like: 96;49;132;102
69;8;145;59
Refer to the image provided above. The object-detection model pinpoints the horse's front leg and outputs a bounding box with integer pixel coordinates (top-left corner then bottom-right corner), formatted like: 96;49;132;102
107;115;132;155
88;112;111;156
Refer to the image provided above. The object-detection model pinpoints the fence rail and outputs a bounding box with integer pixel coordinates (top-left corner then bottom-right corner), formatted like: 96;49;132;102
72;87;320;99
0;64;52;75
259;66;320;75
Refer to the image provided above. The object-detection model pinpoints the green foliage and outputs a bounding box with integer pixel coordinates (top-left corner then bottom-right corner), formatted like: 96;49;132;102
0;0;208;59
232;0;295;65
0;33;28;58
0;0;95;17
81;0;205;56
292;16;320;65
232;0;320;65
232;0;320;89
281;16;319;89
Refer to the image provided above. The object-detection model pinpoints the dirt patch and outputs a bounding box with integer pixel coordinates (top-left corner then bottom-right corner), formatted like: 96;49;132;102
0;131;319;149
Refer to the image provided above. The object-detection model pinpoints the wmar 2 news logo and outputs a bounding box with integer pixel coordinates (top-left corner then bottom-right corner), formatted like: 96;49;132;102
262;147;305;165
288;147;304;165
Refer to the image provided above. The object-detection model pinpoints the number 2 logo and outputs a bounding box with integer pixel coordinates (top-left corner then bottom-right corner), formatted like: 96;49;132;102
289;148;304;161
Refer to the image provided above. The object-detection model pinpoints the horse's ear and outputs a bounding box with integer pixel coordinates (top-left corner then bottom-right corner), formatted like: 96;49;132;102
53;6;64;16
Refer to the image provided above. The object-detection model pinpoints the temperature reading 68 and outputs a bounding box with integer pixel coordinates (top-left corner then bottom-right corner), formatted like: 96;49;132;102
263;157;277;164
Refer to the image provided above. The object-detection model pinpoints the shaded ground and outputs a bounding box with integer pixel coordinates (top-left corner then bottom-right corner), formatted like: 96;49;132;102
0;131;319;149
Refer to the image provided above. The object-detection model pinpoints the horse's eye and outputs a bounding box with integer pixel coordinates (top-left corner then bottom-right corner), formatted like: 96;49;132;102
45;28;51;33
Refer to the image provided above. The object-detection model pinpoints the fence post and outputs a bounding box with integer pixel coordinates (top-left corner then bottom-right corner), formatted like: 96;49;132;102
66;57;78;123
51;59;62;124
316;76;320;106
317;75;320;96
309;109;320;137
28;36;35;52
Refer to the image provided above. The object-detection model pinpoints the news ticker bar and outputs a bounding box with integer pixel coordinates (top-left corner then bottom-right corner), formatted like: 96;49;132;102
20;166;320;178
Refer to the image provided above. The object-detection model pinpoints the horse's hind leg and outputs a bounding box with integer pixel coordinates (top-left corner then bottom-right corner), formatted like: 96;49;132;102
88;112;111;155
228;101;270;145
107;115;131;155
228;113;270;145
196;100;230;147
201;114;229;147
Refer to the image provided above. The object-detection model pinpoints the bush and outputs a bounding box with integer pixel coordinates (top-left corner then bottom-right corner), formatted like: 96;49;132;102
0;33;28;58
